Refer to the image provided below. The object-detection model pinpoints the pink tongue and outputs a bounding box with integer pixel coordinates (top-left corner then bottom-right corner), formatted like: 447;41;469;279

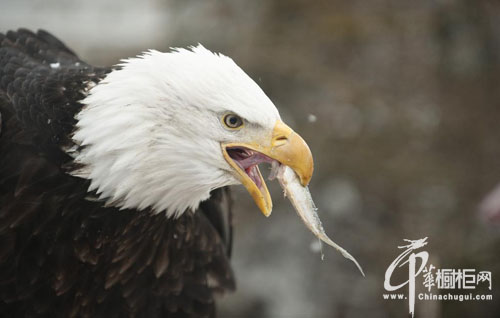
246;166;262;189
238;153;273;169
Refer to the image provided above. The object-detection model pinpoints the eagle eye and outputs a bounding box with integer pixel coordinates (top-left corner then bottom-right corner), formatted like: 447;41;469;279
223;114;244;129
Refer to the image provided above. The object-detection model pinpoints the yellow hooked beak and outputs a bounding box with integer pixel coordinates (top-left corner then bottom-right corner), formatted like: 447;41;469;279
222;120;314;217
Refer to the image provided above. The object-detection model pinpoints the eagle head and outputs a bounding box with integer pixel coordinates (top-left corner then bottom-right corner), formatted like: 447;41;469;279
71;45;313;218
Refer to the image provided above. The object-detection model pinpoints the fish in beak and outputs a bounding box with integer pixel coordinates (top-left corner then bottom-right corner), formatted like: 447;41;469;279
222;120;312;216
222;120;364;275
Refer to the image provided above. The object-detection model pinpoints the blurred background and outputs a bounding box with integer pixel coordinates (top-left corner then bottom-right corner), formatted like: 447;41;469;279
2;0;500;317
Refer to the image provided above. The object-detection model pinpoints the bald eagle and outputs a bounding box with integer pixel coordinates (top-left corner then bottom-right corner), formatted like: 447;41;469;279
0;29;360;318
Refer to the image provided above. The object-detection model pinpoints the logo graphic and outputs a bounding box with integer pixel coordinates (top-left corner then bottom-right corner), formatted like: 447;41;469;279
383;237;492;317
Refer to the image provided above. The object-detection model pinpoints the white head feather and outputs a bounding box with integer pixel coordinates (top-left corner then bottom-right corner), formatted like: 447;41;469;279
70;45;280;217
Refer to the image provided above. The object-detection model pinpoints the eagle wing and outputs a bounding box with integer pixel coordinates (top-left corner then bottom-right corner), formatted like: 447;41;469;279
0;29;235;318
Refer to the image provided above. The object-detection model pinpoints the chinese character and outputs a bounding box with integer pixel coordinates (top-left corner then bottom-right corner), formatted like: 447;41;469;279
422;264;436;291
437;269;461;289
477;271;492;290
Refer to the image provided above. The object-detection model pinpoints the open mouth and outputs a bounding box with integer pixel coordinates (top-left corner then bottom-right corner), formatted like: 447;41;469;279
222;145;279;216
226;147;277;189
220;120;313;217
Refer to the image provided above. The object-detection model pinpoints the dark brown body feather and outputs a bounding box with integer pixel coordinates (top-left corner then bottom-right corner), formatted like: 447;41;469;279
0;29;235;318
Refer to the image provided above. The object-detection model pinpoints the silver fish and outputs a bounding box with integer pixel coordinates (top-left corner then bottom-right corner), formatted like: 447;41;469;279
272;164;364;276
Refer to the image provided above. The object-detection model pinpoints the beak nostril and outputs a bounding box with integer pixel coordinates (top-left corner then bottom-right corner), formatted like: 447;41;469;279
273;135;288;147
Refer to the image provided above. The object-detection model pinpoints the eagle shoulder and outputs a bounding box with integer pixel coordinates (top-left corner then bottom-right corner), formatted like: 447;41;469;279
0;28;109;154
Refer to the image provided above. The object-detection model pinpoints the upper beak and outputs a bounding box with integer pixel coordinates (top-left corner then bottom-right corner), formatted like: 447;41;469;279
222;120;314;217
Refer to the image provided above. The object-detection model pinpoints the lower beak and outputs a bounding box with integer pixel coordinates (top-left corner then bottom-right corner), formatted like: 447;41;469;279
222;120;314;216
